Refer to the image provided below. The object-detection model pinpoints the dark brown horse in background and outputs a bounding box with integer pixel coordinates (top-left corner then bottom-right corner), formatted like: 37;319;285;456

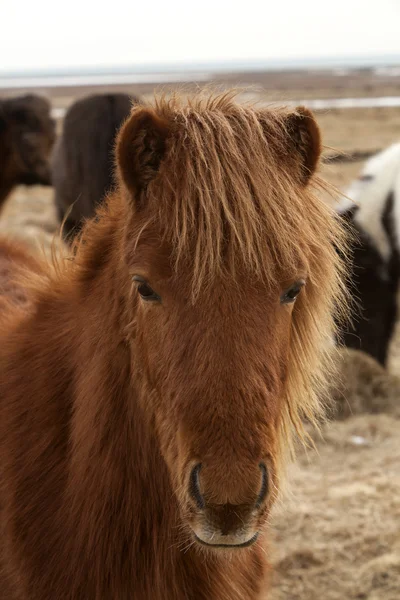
0;94;55;211
0;93;347;599
52;93;139;240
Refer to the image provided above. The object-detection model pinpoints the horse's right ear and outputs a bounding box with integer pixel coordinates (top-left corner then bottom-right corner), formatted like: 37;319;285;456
116;106;171;200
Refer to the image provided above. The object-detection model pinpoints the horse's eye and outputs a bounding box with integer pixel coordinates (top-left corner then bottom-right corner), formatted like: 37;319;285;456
133;276;161;302
280;280;305;305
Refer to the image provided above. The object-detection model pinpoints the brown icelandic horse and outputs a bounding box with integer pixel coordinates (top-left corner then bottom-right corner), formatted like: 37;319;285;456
0;94;56;211
0;93;348;600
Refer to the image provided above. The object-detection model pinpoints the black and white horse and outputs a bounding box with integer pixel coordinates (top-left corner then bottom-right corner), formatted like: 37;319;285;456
337;143;400;366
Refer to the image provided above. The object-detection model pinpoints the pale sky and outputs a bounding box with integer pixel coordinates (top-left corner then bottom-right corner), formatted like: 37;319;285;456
1;0;399;73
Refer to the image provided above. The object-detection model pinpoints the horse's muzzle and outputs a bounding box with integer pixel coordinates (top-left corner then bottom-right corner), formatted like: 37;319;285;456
188;462;268;548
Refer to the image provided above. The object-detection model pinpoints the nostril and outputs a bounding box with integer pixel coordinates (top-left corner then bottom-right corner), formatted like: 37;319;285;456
189;463;205;509
256;463;269;508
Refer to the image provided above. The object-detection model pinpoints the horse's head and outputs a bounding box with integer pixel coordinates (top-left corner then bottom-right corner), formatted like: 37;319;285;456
1;95;56;187
116;96;346;550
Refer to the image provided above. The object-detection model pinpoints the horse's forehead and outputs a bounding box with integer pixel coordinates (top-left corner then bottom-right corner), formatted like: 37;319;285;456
128;218;307;296
131;245;302;290
167;275;281;313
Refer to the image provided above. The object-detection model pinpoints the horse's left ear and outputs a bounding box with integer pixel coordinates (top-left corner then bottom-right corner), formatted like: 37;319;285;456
116;106;171;202
283;106;321;185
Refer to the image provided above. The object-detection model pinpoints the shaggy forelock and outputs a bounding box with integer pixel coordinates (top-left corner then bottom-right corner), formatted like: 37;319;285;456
141;94;341;291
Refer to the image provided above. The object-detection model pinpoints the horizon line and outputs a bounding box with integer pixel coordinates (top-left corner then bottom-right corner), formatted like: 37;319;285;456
1;53;400;79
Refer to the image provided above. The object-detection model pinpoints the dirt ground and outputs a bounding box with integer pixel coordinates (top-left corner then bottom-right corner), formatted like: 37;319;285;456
269;414;400;600
1;80;399;599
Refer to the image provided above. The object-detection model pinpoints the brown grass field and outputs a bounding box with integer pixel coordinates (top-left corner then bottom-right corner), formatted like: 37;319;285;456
1;72;399;599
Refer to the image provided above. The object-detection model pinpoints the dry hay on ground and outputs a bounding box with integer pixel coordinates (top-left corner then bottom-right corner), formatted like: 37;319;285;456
330;348;400;420
268;348;400;599
269;414;400;600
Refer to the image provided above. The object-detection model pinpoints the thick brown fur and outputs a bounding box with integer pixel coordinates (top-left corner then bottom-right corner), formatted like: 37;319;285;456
0;238;44;329
52;93;139;240
0;95;55;211
0;92;348;599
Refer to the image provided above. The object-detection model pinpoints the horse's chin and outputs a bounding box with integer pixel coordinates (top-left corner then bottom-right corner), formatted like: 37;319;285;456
191;529;259;550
